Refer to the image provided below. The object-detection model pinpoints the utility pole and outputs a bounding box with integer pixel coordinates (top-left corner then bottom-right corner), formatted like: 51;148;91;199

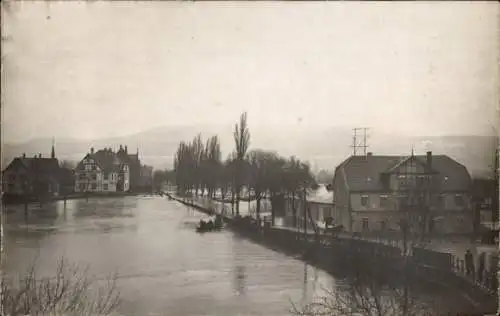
351;127;370;156
303;187;307;240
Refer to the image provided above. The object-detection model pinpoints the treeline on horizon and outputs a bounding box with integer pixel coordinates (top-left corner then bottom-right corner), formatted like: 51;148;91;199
154;112;319;219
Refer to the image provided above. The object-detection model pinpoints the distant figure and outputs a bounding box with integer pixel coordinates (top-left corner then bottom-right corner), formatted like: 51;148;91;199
477;252;485;283
465;249;474;279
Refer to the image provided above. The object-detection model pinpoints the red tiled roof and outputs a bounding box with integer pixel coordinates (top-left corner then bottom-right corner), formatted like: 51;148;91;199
337;155;471;192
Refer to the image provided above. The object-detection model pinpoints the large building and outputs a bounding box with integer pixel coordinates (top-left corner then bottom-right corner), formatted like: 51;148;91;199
2;145;60;197
332;151;473;235
74;148;130;193
116;145;141;192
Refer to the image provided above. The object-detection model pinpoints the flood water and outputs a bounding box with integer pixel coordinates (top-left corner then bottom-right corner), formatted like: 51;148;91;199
3;196;338;316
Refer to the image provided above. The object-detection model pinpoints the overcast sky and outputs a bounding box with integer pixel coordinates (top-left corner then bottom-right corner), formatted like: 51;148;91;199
2;2;498;143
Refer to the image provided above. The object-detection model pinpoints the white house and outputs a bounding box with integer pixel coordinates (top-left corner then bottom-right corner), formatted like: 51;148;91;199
74;148;130;193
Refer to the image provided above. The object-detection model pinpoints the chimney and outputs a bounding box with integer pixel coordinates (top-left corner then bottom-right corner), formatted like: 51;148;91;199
125;145;128;154
426;151;432;168
90;147;94;154
22;153;26;158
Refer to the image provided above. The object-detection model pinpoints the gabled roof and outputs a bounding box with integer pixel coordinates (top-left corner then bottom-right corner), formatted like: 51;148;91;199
75;149;127;173
336;154;471;192
3;157;60;175
385;155;438;174
93;150;122;173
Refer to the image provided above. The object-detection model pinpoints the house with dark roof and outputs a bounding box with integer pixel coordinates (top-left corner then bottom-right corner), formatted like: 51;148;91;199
74;147;130;193
332;151;473;235
2;148;60;197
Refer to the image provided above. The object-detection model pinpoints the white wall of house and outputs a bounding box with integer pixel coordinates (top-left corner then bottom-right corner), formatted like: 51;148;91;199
350;193;395;211
75;170;122;193
348;192;473;234
122;164;130;192
101;172;118;192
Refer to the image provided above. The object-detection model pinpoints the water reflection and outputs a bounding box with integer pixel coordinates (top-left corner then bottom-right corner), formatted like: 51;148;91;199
233;265;246;296
2;197;474;315
302;263;308;302
72;198;137;219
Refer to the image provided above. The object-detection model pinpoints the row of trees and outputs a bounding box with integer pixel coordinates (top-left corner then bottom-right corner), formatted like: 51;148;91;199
173;112;316;222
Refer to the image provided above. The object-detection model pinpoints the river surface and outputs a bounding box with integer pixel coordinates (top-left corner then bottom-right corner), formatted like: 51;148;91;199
3;196;338;316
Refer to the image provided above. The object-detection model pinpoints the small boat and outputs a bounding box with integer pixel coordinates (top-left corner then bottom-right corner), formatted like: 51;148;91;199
196;215;223;233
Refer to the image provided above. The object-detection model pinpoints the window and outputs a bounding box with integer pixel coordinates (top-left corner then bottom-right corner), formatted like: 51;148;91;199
103;184;108;191
79;174;86;180
361;195;369;207
454;194;464;207
380;195;389;208
380;220;386;231
362;218;369;231
91;183;96;190
9;174;15;181
104;173;108;180
91;174;97;181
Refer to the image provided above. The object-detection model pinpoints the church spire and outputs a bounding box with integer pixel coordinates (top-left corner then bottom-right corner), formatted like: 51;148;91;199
51;137;56;158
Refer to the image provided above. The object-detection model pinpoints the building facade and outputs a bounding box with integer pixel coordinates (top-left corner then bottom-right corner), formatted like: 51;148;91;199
2;143;60;197
74;148;130;193
3;153;60;197
333;151;473;235
116;145;141;192
284;184;334;230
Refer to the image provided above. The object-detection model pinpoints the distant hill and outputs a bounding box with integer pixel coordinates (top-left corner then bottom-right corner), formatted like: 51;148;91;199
3;125;497;179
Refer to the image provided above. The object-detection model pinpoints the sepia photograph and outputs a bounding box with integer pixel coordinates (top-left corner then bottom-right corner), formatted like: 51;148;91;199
1;1;498;315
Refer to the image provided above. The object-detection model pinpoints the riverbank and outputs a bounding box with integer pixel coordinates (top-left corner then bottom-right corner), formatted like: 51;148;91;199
167;192;498;314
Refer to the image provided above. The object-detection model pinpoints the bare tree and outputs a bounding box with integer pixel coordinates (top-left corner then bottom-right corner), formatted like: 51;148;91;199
233;112;251;216
1;257;120;316
290;254;446;316
247;150;278;223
